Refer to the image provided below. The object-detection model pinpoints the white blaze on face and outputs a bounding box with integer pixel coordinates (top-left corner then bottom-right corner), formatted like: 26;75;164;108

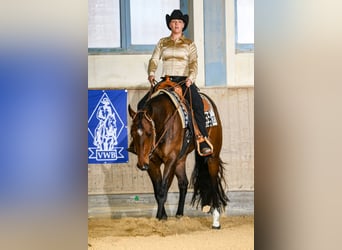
137;128;143;136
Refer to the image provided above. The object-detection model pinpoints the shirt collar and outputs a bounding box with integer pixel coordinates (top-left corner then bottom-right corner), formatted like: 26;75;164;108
167;34;186;42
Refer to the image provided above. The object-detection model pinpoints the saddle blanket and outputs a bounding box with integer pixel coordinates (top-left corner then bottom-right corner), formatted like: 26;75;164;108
200;93;218;127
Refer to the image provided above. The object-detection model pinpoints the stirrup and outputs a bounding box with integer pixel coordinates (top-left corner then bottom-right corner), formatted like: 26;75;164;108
196;135;213;156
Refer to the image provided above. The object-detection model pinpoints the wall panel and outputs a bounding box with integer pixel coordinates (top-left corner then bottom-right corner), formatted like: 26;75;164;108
88;86;254;194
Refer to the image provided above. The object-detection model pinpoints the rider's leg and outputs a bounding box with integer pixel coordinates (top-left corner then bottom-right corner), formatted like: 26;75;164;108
137;91;150;110
184;84;213;156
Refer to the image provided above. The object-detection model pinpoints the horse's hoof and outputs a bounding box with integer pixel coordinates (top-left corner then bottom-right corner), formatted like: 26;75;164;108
175;214;183;219
212;225;221;230
157;215;167;220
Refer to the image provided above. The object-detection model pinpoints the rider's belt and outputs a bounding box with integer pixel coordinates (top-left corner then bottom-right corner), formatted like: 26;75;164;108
161;76;187;83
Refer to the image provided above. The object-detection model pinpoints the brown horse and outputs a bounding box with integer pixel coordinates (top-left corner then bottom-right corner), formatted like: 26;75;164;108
128;87;228;229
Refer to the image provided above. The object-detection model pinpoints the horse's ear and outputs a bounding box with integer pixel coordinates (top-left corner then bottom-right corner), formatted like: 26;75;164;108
128;104;136;118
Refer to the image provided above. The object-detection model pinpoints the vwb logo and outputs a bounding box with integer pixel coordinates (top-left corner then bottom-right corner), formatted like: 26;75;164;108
88;91;126;163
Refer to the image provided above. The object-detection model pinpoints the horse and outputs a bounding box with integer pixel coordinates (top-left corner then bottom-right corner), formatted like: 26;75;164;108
128;84;229;229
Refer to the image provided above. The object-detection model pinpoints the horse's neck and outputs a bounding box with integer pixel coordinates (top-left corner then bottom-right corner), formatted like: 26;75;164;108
148;101;176;133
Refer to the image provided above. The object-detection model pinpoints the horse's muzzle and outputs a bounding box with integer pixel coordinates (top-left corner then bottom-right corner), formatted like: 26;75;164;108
137;163;149;171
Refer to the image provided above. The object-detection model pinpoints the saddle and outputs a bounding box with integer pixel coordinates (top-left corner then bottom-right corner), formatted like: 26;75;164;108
154;76;211;112
155;75;184;101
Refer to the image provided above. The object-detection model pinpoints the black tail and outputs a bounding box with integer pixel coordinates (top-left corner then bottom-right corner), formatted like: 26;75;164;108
190;153;229;212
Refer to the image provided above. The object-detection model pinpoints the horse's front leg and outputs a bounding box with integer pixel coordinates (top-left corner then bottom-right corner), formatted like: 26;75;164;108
174;159;188;218
150;184;167;220
155;181;169;220
154;159;177;220
148;160;174;220
147;160;166;220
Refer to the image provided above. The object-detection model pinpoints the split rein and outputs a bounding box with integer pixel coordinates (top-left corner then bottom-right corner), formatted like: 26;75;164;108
134;80;190;158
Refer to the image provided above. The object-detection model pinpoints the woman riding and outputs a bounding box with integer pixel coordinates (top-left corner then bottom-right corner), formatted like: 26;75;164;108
133;9;212;156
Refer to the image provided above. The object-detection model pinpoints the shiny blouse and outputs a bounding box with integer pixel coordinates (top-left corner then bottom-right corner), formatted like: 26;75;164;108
147;35;198;83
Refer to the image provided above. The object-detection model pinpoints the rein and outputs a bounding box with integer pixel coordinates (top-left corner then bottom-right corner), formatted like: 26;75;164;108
135;81;190;158
133;110;156;158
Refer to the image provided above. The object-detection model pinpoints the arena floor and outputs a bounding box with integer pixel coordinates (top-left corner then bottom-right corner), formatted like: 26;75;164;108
88;215;254;250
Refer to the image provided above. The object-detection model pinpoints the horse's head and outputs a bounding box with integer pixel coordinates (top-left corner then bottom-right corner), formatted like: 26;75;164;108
128;105;156;171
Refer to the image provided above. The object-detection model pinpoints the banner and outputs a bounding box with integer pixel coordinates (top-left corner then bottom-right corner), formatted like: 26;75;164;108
88;89;128;164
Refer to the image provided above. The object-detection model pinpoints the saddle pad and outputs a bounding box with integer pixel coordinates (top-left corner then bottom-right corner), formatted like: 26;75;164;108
200;93;218;128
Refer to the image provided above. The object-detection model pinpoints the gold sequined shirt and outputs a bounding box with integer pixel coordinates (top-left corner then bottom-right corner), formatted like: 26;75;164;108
148;35;198;82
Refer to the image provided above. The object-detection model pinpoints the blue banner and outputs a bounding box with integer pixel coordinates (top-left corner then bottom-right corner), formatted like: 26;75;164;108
88;89;128;164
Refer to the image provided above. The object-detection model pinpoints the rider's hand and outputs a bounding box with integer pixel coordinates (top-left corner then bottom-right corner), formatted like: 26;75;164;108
148;75;155;85
185;78;192;87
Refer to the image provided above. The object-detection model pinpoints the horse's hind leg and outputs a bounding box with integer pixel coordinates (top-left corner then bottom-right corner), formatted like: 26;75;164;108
212;208;221;229
207;156;228;229
174;160;188;218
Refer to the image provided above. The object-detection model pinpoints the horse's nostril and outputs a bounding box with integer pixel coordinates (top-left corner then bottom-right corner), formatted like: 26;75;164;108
137;164;149;171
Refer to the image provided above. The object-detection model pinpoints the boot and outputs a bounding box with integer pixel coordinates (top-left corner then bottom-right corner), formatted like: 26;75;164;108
196;135;213;156
200;141;213;156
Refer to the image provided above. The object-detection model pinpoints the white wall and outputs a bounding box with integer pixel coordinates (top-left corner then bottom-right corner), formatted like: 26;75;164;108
88;0;254;88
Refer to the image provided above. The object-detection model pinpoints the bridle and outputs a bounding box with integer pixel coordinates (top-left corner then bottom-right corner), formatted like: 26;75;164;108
132;110;156;158
134;109;177;158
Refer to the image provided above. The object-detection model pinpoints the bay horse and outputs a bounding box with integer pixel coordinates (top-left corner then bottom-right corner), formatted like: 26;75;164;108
128;84;228;229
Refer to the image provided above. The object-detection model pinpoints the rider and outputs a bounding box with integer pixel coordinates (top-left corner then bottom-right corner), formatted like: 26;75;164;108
130;9;213;156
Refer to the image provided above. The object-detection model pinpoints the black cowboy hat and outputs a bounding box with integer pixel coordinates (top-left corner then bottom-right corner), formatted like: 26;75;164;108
166;9;189;31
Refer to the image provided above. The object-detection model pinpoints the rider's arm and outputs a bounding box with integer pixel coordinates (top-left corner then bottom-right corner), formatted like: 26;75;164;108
147;38;163;83
187;41;198;84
